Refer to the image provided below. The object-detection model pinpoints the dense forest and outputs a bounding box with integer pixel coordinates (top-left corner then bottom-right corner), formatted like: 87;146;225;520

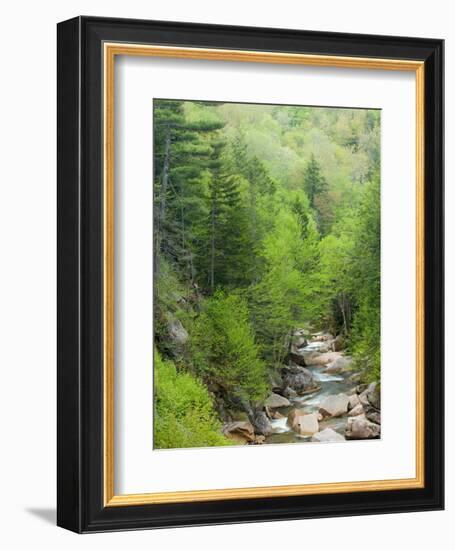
153;100;381;449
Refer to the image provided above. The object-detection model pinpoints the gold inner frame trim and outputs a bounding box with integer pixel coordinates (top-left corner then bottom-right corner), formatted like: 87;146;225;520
103;42;425;507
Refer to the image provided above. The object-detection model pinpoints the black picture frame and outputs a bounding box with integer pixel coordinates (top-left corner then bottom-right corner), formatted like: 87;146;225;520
57;16;444;533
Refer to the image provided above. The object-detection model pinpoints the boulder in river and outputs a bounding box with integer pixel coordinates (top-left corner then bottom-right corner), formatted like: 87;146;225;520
356;383;368;395
222;421;255;443
309;351;343;366
297;350;321;364
252;410;273;436
282;386;298;399
287;408;305;429
366;410;381;425
331;334;344;351
366;382;381;409
358;382;381;410
348;393;360;410
348;403;364;417
319;393;349;417
311;428;345;443
292;334;308;349
345;415;381;439
288;350;307;366
325;355;353;374
281;365;317;395
358;390;370;407
264;393;291;408
294;412;319;436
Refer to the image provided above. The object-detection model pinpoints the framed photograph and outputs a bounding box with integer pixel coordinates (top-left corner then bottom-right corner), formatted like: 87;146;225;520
57;16;444;532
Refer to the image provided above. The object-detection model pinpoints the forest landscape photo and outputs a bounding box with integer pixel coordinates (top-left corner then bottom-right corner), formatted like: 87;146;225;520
153;99;381;449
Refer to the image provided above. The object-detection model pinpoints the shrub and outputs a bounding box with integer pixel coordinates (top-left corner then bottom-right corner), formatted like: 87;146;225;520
191;291;268;404
154;349;231;449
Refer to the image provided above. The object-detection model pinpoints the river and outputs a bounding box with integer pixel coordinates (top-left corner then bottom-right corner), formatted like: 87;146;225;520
265;365;357;444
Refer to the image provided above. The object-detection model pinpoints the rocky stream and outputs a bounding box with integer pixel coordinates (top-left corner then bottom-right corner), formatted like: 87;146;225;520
222;330;381;445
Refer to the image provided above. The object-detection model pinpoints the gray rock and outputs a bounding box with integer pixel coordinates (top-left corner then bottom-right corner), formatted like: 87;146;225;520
356;383;368;394
281;365;316;395
288;348;307;366
168;319;188;345
366;411;381;425
319;393;349;417
345;415;381;439
282;386;298;399
325;356;353;374
366;382;381;409
252;411;273;436
358;382;381;410
264;392;291;408
292;335;308;349
359;390;370;407
311;428;345;443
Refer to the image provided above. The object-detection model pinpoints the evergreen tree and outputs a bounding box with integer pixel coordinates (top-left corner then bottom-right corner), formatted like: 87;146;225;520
303;154;332;233
303;153;328;209
204;139;244;292
153;100;223;279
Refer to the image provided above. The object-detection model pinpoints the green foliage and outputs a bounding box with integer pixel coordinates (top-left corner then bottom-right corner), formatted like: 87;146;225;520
154;259;183;351
317;223;356;334
191;292;268;404
153;99;224;280
348;177;381;381
194;137;256;291
153;99;382;448
154;349;232;449
248;192;323;365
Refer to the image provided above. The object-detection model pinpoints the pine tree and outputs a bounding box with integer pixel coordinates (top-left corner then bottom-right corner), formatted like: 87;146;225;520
303;154;328;208
153;100;223;279
196;137;254;293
